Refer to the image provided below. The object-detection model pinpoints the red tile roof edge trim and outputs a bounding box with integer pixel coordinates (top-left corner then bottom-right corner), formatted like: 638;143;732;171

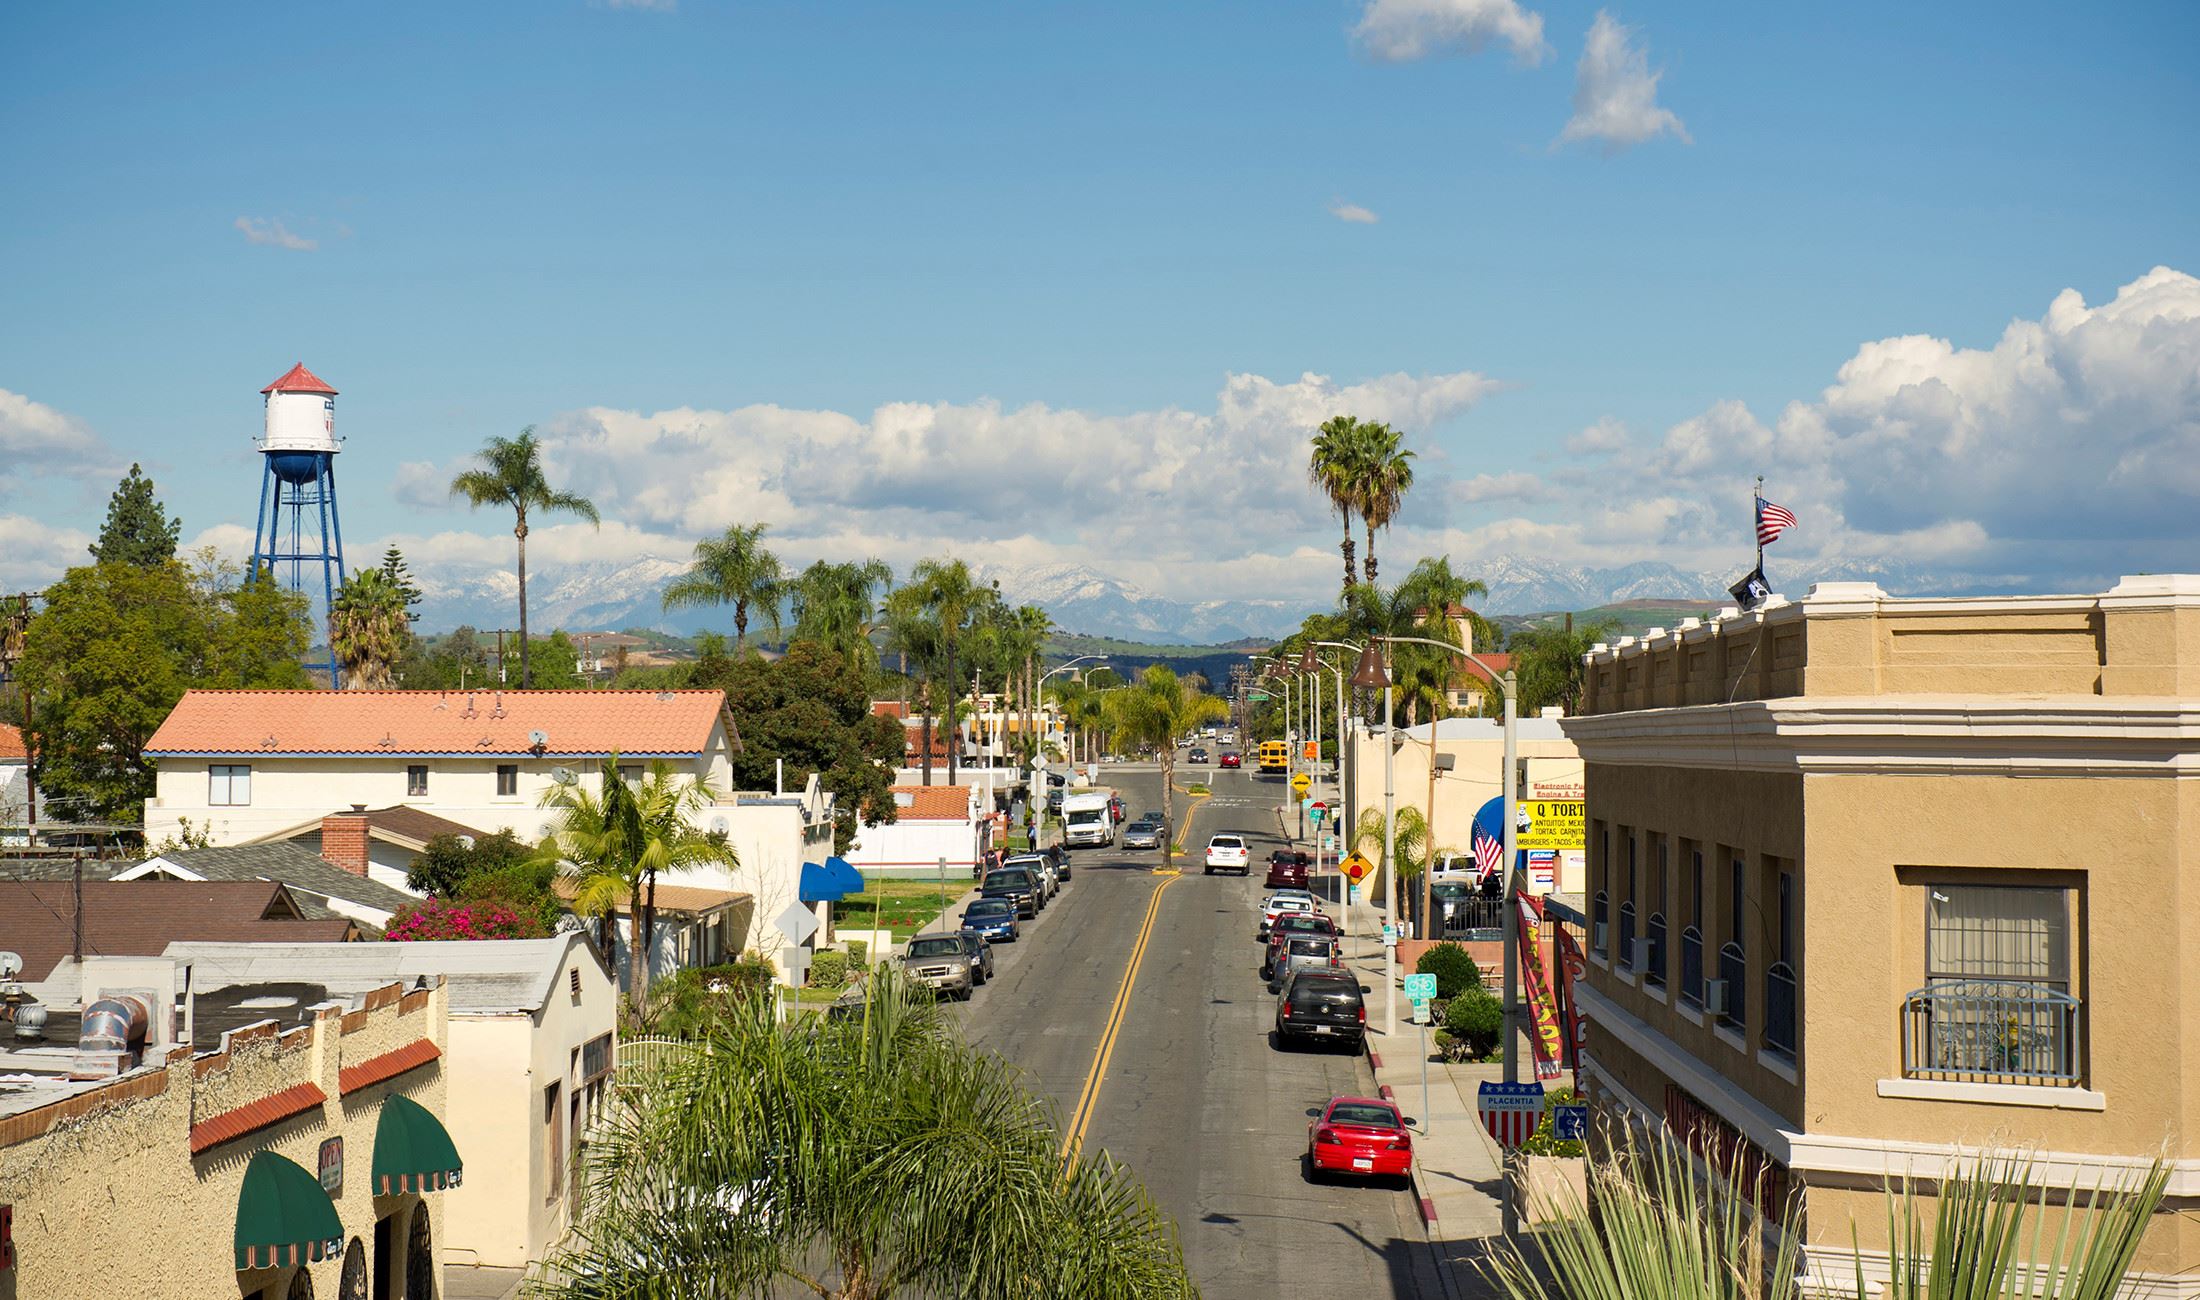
338;1039;441;1095
188;1081;327;1155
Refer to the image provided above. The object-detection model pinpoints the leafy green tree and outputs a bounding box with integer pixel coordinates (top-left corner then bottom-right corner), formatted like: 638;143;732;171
330;567;412;689
661;522;786;651
1512;617;1618;716
701;640;907;852
448;427;600;687
378;546;424;612
1106;665;1228;867
88;463;181;569
18;562;310;821
525;630;585;688
537;973;1194;1300
405;828;535;896
789;557;895;674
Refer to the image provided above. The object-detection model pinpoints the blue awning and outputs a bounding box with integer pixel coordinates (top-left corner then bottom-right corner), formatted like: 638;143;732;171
798;861;852;903
825;855;865;895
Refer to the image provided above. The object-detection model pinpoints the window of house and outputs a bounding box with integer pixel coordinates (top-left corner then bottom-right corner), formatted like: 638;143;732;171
1591;822;1610;956
496;763;519;797
208;764;252;806
1926;885;2070;990
1617;829;1638;970
406;765;429;797
1645;836;1667;988
544;1083;564;1200
617;763;642;787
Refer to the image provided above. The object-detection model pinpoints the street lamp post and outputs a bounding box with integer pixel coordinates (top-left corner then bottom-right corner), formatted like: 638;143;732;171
1033;655;1108;846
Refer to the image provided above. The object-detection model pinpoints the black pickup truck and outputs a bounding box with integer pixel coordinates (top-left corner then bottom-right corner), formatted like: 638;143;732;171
980;867;1042;919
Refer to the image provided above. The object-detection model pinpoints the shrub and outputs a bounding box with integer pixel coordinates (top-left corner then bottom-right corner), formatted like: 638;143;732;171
386;896;544;942
1518;1085;1586;1158
454;860;561;932
1416;942;1483;999
1444;985;1503;1059
806;950;851;989
699;952;778;999
846;939;868;968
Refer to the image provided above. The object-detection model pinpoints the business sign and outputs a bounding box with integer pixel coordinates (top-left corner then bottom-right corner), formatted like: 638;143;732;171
1527;849;1558;892
1477;1081;1545;1149
318;1137;344;1194
1402;973;1437;1001
1516;800;1585;852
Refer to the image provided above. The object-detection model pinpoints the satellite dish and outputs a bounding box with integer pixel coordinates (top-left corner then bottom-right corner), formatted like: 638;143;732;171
529;729;550;747
550;766;578;785
0;951;21;981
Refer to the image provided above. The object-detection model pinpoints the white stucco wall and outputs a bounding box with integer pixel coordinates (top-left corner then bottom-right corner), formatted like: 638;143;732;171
843;818;982;875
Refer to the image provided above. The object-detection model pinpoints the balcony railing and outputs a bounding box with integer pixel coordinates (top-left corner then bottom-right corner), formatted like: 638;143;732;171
1617;902;1637;971
1902;979;2083;1085
1679;926;1704;1006
1645;913;1667;988
1592;891;1609;956
1764;961;1797;1061
1718;941;1747;1030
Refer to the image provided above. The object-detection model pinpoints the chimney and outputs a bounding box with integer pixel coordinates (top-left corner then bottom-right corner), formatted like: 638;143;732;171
321;808;371;877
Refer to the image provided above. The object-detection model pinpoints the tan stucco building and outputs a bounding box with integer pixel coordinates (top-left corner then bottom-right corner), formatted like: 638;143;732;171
1562;575;2200;1296
0;976;457;1299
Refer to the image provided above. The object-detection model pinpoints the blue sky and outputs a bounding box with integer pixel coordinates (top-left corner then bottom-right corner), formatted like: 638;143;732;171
4;0;2197;607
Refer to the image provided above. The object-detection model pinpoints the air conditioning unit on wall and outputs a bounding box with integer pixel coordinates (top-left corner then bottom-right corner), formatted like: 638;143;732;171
1703;979;1731;1016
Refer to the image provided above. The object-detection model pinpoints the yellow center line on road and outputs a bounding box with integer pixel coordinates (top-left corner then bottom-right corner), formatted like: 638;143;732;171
1061;870;1179;1166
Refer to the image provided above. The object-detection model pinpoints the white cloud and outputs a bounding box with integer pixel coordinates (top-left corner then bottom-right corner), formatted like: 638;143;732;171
1354;0;1549;65
0;388;121;502
390;460;452;511
0;514;93;587
233;216;317;251
1557;11;1688;155
1451;471;1552;504
1329;200;1381;225
1563;416;1629;456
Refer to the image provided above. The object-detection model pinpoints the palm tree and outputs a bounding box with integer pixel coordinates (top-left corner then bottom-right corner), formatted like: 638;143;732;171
537;974;1194;1299
1107;666;1228;869
788;557;895;672
882;585;941;784
661;522;786;652
536;755;737;1000
1309;415;1369;594
906;558;985;786
1352;804;1428;915
448;427;600;688
1512;615;1618;716
1350;422;1415;585
329;567;412;689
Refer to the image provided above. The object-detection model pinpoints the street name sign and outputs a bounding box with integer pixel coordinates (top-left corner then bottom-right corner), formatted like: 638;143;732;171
1477;1081;1546;1149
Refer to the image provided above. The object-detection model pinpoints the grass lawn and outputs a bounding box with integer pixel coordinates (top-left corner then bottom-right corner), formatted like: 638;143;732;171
835;876;969;941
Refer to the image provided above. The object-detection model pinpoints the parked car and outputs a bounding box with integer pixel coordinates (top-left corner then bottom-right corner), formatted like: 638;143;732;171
1269;934;1343;989
1006;853;1057;901
960;897;1021;942
1274;968;1366;1051
1188;747;1211;764
901;934;975;1000
1307;1096;1412;1182
1218;751;1242;769
1122;820;1162;850
1262;911;1340;978
981;867;1042;918
1258;890;1321;937
1264;849;1312;890
1204;833;1251;876
951;930;996;985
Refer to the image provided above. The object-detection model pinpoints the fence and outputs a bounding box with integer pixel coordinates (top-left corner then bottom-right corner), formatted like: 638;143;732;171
1901;979;2082;1085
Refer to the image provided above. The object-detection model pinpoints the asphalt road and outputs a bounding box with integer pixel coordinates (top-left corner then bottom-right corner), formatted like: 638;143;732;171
950;761;1444;1300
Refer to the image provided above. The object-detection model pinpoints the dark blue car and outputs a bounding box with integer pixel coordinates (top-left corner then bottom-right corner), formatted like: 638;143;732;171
961;897;1022;942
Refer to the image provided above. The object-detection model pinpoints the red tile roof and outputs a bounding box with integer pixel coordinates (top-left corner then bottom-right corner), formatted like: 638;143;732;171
892;785;973;821
189;1081;326;1154
900;720;951;760
260;362;336;395
870;700;910;721
0;722;24;761
338;1038;441;1095
144;689;728;757
1454;653;1513;686
0;880;361;981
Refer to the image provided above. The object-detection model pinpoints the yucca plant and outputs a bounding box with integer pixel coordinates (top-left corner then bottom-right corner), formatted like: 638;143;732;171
1480;1129;2168;1300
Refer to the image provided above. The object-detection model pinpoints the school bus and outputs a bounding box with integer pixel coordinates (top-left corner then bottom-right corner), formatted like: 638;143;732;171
1257;740;1289;774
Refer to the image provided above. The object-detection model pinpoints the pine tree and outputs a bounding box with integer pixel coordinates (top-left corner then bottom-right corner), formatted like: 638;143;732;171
89;463;181;568
379;545;424;611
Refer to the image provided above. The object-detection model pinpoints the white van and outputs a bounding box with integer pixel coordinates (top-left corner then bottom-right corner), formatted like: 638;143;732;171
1061;790;1116;848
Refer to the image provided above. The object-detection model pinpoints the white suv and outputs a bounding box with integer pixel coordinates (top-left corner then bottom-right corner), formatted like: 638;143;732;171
1203;833;1251;877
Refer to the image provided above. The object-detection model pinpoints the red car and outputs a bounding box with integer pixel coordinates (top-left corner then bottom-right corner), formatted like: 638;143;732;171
1307;1095;1413;1182
1218;752;1242;769
1264;849;1312;890
1262;911;1340;978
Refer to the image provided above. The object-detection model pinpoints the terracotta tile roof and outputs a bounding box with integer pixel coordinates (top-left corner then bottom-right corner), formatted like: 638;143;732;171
259;362;336;395
0;722;25;761
1454;653;1513;685
338;1038;441;1095
144;688;728;757
892;785;973;821
189;1081;327;1154
550;878;750;916
870;700;910;720
901;721;951;760
0;880;362;981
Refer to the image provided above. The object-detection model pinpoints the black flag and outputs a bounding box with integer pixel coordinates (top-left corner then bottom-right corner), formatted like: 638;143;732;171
1728;564;1771;612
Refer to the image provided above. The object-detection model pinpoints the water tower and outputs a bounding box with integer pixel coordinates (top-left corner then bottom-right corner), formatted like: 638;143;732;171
250;362;347;687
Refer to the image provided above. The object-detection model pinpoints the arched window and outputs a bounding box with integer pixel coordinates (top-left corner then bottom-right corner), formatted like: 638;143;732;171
406;1203;435;1300
340;1238;368;1300
287;1268;314;1300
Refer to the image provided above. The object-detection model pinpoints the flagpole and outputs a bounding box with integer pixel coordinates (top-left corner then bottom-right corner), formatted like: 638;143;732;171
1754;474;1765;574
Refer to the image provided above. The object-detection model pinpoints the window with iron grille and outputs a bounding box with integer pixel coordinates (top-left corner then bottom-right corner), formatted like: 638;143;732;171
1905;883;2080;1085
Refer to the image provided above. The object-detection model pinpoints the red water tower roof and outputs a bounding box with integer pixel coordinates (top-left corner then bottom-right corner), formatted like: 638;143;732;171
260;363;337;396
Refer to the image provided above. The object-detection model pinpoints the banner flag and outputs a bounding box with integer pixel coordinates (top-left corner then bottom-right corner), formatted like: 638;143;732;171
1553;920;1589;1089
1515;890;1565;1082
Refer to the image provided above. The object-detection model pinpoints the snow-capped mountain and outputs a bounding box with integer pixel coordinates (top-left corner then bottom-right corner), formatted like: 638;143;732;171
412;556;698;635
973;562;1310;643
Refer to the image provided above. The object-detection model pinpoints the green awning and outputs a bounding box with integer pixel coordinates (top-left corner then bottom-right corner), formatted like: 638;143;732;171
234;1151;344;1271
372;1093;463;1194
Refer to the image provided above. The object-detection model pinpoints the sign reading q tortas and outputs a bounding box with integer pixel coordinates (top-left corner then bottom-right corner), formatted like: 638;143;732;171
1516;799;1585;851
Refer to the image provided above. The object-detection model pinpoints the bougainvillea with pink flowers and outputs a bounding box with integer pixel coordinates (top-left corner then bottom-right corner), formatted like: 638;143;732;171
385;896;547;942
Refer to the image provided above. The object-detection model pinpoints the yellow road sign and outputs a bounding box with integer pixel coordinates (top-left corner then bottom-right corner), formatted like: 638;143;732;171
1342;852;1373;881
1290;773;1312;795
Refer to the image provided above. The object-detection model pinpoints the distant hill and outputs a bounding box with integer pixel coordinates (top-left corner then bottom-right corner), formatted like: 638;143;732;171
1496;599;1721;640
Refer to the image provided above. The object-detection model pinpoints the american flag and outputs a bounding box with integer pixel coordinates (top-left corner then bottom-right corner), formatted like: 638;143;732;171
1473;822;1503;884
1756;497;1797;547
